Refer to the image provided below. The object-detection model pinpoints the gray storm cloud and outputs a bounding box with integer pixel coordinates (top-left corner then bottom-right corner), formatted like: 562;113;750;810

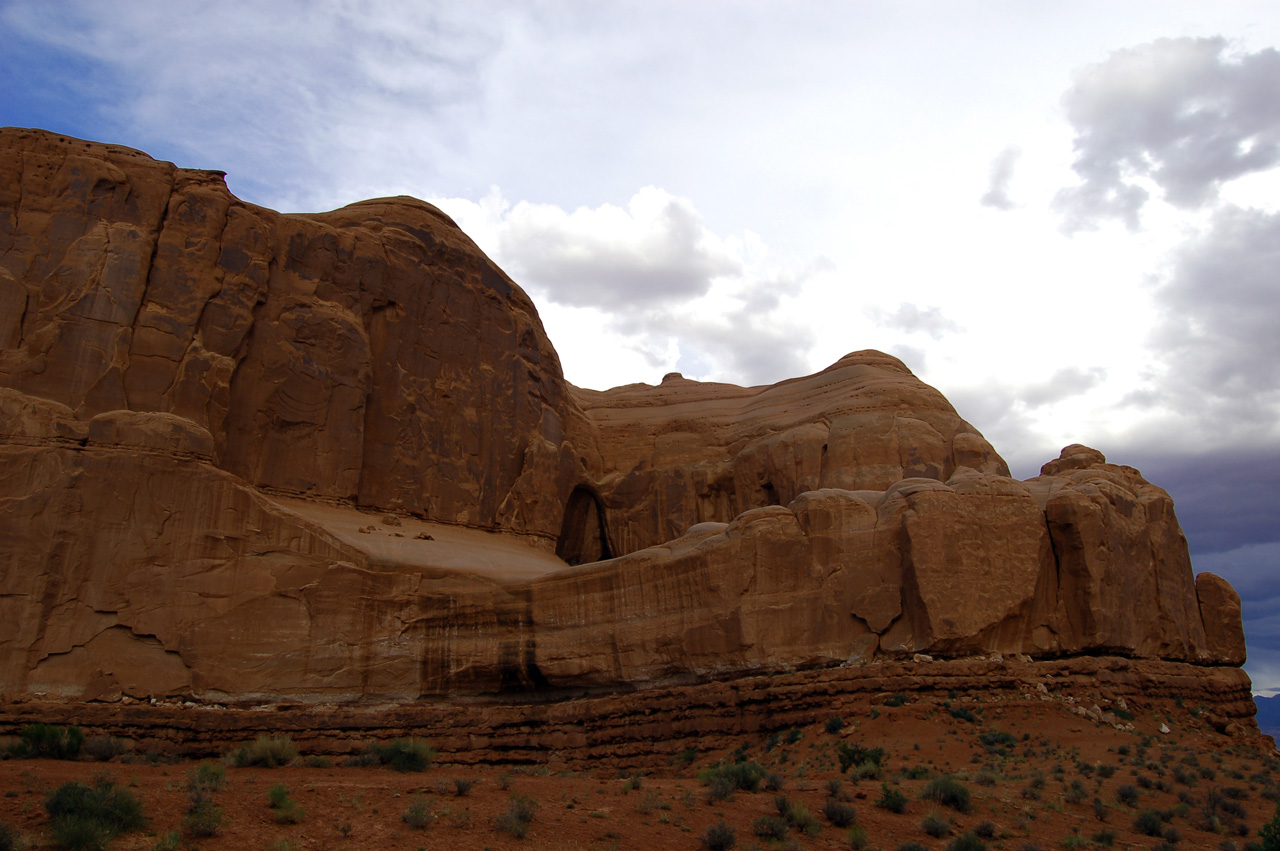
1055;37;1280;230
1148;206;1280;432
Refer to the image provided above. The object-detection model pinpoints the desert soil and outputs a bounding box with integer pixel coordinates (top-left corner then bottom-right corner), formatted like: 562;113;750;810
2;692;1277;851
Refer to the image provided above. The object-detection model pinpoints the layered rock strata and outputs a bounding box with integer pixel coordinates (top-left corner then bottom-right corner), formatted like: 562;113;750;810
0;658;1260;764
0;128;1250;709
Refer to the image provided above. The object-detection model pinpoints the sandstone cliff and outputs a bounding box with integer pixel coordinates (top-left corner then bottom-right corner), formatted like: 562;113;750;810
0;128;1248;705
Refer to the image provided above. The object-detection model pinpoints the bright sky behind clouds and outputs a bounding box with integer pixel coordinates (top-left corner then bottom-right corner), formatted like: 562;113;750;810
4;0;1280;691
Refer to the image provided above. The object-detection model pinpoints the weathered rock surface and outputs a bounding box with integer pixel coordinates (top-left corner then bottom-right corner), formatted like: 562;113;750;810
566;353;1009;559
0;657;1261;763
0;129;1251;709
0;128;590;539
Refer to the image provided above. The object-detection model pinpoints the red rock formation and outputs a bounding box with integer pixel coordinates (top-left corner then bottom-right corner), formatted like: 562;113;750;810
0;129;1250;707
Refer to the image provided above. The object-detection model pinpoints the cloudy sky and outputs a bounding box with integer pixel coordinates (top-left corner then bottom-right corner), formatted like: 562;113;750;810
4;1;1279;693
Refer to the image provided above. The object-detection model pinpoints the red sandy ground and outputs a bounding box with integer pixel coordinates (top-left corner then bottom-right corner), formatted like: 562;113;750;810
1;693;1277;851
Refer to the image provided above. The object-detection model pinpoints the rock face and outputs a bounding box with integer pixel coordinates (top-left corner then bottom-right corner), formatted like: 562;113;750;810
0;129;1249;705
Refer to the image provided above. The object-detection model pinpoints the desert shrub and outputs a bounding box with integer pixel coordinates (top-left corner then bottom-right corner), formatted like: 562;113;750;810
0;823;22;851
266;784;305;824
402;795;434;829
183;795;224;838
896;843;927;851
1134;808;1165;836
947;834;988;851
304;755;332;768
980;729;1017;754
341;750;382;767
701;820;736;850
885;693;909;707
826;778;847;800
787;803;820;836
363;738;436;772
698;761;766;793
83;736;126;762
763;771;784;791
1115;784;1139;806
753;814;789;840
1260;801;1280;851
494;793;537;838
453;777;475;796
854;759;883;780
1065;779;1087;804
15;724;83;760
949;706;978;723
837;743;886;774
848;823;870;849
152;829;181;850
974;820;996;838
877;783;908;813
824;799;856;827
1090;828;1116;847
188;761;226;792
923;812;952;837
1097;763;1117;778
50;816;110;851
923;776;971;813
705;776;735;802
45;778;146;850
826;716;845;734
974;771;997;787
228;734;297;767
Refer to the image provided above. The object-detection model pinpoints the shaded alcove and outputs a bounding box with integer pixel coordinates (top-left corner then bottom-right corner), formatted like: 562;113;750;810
556;486;613;565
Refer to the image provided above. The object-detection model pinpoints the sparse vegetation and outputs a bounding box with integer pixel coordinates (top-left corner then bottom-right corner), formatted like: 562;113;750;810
45;778;146;851
824;797;857;826
701;819;736;850
946;833;988;851
228;734;297;767
494;793;537;838
9;724;83;760
1134;808;1165;836
0;822;22;851
837;743;886;774
877;783;909;813
402;795;434;829
83;736;127;762
1260;801;1280;851
266;783;305;824
923;811;952;837
698;761;767;795
922;776;971;813
355;738;437;772
753;813;789;840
